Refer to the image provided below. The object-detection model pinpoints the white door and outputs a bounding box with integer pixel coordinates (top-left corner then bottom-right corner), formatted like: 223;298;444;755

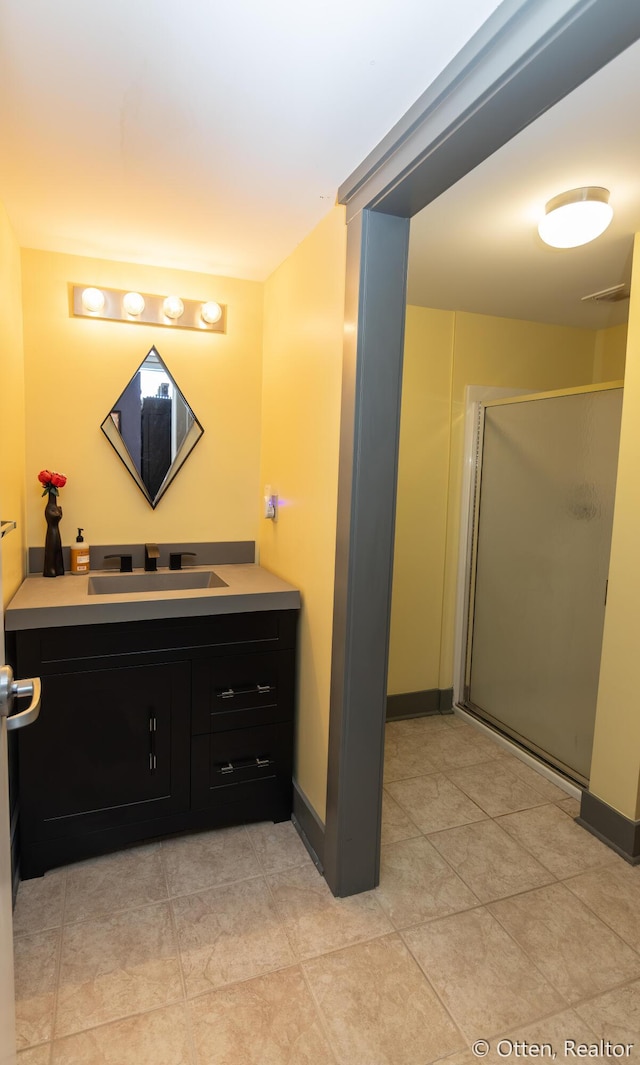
0;528;41;1065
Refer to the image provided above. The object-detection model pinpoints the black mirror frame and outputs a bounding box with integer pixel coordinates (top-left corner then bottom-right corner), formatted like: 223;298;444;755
100;346;205;509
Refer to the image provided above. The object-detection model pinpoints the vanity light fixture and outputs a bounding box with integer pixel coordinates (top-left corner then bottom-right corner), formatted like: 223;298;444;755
200;301;223;325
71;285;226;333
81;287;106;313
538;187;613;248
163;295;185;320
122;291;145;317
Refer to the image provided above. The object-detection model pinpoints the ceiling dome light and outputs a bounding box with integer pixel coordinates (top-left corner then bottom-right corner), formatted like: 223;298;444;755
163;295;184;320
538;187;613;249
123;291;145;316
81;287;106;313
201;301;222;325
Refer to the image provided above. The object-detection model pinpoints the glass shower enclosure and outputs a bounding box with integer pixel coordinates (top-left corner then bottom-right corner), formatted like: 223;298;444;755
461;383;623;785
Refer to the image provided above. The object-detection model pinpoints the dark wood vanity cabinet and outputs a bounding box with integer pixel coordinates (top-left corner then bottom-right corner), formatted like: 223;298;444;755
9;609;298;877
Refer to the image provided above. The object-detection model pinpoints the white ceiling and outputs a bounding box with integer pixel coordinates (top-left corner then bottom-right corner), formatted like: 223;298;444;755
0;0;502;280
408;36;640;329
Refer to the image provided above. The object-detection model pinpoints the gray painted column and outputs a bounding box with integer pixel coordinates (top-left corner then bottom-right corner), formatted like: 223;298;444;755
323;209;409;896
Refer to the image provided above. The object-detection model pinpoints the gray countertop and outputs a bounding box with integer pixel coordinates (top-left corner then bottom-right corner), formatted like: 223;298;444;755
5;564;301;630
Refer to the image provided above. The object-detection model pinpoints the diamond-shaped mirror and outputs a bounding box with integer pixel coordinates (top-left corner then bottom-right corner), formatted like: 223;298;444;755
101;346;204;508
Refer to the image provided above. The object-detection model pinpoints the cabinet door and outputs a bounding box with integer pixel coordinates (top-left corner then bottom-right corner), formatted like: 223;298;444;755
18;661;190;841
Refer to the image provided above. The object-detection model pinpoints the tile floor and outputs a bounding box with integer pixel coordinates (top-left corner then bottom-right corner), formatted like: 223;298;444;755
13;714;640;1064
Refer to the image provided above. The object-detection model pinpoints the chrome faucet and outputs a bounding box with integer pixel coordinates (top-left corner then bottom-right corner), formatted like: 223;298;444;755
144;543;160;572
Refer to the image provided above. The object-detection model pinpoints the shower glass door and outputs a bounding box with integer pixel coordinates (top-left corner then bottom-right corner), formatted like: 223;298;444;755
464;383;623;784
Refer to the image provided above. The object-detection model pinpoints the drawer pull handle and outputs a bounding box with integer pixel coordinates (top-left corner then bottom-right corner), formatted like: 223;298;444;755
217;756;273;777
218;683;275;701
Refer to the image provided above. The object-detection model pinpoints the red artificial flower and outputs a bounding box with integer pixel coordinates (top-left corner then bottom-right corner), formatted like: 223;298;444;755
38;469;67;496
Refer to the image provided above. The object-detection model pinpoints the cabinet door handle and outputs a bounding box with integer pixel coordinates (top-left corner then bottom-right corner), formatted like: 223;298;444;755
148;711;157;773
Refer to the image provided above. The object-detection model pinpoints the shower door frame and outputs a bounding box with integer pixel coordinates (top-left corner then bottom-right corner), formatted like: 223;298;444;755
454;380;624;784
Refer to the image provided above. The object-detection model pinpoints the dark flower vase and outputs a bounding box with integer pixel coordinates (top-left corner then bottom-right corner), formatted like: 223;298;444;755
43;492;64;577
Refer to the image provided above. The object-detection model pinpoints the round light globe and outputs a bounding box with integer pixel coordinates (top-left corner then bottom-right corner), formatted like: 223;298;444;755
538;188;613;249
81;287;106;313
201;301;222;325
163;296;184;320
123;291;145;316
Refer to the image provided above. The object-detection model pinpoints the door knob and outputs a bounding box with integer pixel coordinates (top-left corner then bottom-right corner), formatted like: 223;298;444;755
0;664;41;730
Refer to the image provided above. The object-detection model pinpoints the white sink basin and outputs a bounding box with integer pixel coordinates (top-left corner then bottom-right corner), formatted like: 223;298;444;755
88;571;228;595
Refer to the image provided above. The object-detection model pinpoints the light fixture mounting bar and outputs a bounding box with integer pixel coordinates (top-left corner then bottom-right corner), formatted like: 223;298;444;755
71;285;226;333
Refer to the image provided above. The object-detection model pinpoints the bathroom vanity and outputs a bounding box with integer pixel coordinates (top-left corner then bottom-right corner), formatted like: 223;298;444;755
5;562;300;878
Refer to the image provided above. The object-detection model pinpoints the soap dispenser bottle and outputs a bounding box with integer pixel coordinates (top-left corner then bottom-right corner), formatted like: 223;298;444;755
70;528;90;574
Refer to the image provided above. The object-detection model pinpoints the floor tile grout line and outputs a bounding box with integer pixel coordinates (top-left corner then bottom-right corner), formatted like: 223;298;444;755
421;820;560;901
46;868;67;1060
164;868;267;902
43;1001;200;1054
168;827;321;1005
386;727;584;1019
260;853;306;963
382;799;521;894
13;922;62;942
489;805;620;881
400;893;563;999
181;957;315;1005
470;999;600;1047
58;889;171;928
436;762;565;818
295;961;343;1065
260;859;396;966
560;875;640;961
377;842;489;926
161;843;199;1065
257;847;341;1064
394;924;479;1052
568;972;640;1017
387;723;579;817
398;916;567;1048
34;827;318;1039
383;776;491;832
45;858;188;1045
395;722;640;1002
485;883;636;1009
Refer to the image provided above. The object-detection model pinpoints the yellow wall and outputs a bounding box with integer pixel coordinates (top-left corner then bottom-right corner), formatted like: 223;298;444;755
593;322;628;383
390;308;601;698
0;203;27;606
260;206;347;821
21;250;263;551
589;237;640;819
388;307;454;695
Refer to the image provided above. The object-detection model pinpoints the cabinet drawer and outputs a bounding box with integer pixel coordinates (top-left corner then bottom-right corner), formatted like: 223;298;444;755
14;610;298;674
192;650;295;734
191;723;292;812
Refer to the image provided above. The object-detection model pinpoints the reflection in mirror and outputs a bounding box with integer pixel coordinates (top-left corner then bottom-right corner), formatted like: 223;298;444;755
101;346;204;508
